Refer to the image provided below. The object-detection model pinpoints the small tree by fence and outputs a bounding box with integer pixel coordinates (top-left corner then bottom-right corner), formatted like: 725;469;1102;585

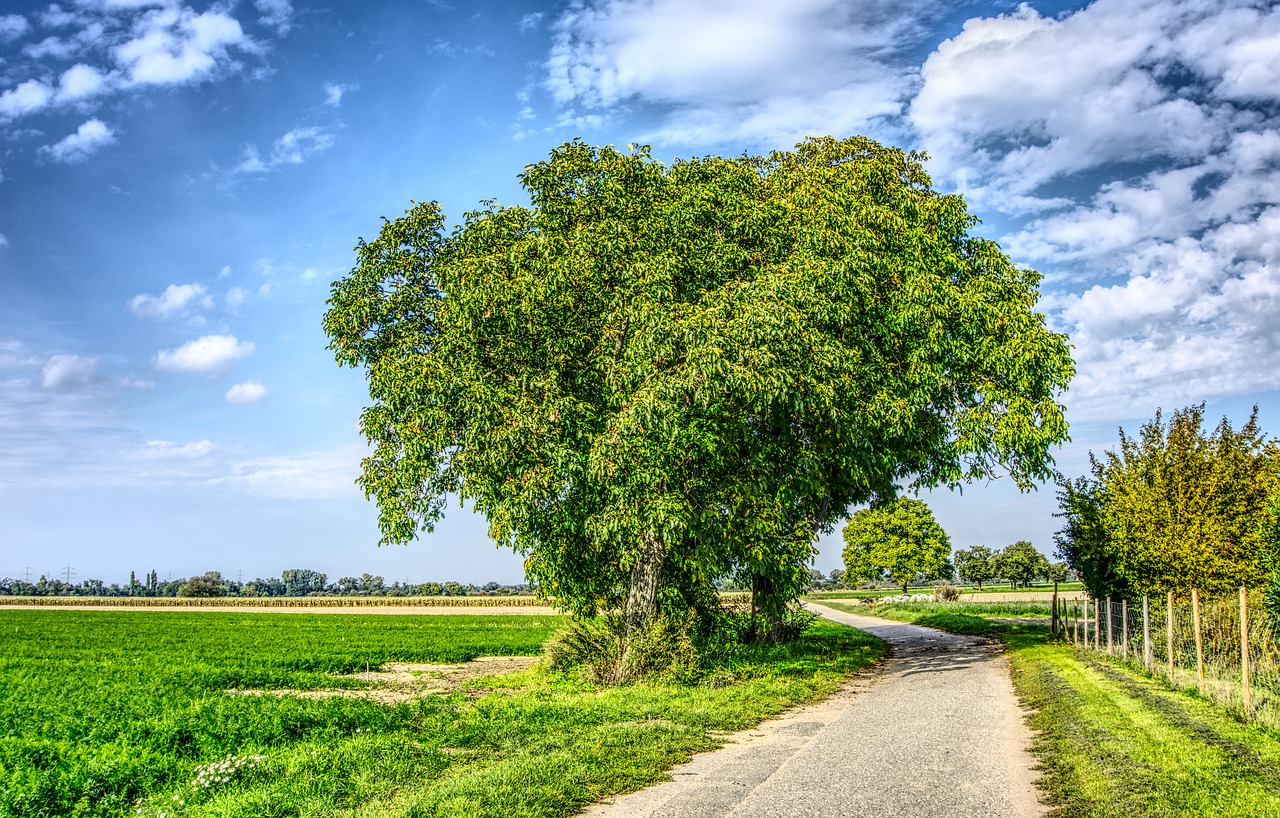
1053;588;1273;724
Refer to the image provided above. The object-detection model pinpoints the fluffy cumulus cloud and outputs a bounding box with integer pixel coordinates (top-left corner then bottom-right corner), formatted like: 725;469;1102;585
0;1;287;155
154;335;254;375
128;283;213;320
41;354;97;390
0;79;53;119
909;0;1277;201
0;14;29;41
543;0;926;146
225;380;266;404
115;7;246;85
55;64;110;102
896;0;1280;420
43;118;115;162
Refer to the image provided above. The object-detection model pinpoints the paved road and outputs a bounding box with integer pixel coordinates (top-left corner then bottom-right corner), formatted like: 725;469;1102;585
581;603;1044;818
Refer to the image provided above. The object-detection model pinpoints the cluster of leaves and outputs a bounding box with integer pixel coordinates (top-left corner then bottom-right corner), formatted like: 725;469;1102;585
1054;404;1278;600
323;135;1073;647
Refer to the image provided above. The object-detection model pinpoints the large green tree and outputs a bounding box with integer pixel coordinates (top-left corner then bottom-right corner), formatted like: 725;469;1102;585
842;499;953;593
1055;404;1277;600
323;136;1073;644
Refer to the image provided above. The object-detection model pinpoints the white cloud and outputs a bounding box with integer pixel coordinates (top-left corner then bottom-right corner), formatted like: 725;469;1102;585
323;81;357;107
127;283;212;319
136;439;217;461
299;267;320;282
909;0;1279;203
211;444;367;499
154;334;254;375
115;7;246;86
225;286;247;310
41;354;97;390
43;118;115;162
892;0;1280;422
56;64;110;103
254;0;293;35
0;80;53;119
225;380;266;404
544;0;923;146
233;126;334;174
24;35;82;60
0;14;29;41
520;12;544;33
1176;4;1280;103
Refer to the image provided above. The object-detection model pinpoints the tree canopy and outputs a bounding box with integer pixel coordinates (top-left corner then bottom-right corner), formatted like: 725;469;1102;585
842;499;953;593
1055;404;1277;600
953;545;997;590
996;540;1050;589
323;136;1073;641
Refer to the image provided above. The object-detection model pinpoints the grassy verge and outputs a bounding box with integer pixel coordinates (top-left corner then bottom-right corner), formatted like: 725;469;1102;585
816;600;1280;817
2;611;884;818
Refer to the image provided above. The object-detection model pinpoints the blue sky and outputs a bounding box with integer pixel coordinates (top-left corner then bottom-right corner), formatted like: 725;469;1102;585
1;0;1277;587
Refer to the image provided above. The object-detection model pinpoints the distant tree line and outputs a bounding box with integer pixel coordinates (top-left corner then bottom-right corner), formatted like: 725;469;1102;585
0;568;533;598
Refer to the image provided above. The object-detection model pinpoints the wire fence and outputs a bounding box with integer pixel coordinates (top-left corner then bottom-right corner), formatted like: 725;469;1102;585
1053;588;1279;726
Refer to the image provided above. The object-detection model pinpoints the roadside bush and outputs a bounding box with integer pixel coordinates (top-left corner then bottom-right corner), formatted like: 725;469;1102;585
543;613;698;685
933;584;961;602
543;602;819;685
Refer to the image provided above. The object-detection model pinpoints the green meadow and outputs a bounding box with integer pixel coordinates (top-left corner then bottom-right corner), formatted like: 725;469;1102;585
1;610;883;818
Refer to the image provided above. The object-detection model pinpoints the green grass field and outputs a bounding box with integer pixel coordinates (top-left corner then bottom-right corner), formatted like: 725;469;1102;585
1;610;884;818
819;600;1280;816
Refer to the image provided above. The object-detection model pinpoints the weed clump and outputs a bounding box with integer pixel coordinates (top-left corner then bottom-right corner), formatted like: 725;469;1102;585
543;604;818;685
933;584;961;602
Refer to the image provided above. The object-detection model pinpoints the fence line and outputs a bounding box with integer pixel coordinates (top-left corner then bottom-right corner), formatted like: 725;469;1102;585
1055;587;1277;726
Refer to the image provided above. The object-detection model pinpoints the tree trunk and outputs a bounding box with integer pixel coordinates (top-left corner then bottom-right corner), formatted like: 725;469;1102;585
750;572;785;643
625;535;665;639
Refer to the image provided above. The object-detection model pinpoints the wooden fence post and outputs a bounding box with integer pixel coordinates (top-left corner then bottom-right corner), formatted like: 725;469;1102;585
1167;591;1175;685
1143;595;1152;670
1241;586;1252;717
1122;599;1129;659
1193;588;1205;696
1106;596;1113;654
1052;584;1059;638
1074;599;1080;646
1095;598;1101;650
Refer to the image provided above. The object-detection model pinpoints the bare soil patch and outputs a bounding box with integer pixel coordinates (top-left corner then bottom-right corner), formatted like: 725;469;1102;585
229;655;538;704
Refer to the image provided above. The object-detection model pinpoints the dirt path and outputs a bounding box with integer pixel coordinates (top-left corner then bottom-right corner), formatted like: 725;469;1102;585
581;603;1044;818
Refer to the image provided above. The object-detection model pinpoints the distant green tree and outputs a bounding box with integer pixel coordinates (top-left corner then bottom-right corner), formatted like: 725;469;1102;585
281;569;328;597
842;499;953;594
996;541;1049;589
178;572;228;598
953;545;996;590
443;581;465;597
1048;561;1071;584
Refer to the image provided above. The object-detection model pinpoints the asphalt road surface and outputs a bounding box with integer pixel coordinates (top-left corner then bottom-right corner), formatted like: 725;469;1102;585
580;603;1044;818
